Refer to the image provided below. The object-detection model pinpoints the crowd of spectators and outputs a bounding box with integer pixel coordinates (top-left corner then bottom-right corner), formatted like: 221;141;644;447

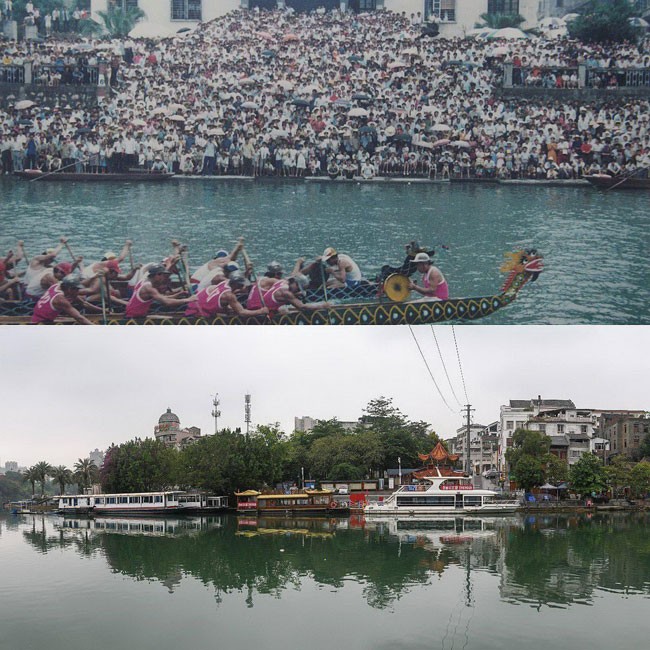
2;7;650;180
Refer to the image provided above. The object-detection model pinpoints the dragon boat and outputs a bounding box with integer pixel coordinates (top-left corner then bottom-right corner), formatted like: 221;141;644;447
0;249;543;325
584;173;650;190
14;170;175;182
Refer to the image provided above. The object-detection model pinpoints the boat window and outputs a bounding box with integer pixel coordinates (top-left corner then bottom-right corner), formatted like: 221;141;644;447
107;497;116;504
142;496;153;503
96;498;105;505
119;496;128;504
154;495;163;503
396;496;455;506
463;496;482;506
129;496;140;504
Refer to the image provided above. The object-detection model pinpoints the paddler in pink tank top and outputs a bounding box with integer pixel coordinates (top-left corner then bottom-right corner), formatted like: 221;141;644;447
246;274;328;313
185;273;268;319
125;265;196;318
31;277;94;325
408;252;449;300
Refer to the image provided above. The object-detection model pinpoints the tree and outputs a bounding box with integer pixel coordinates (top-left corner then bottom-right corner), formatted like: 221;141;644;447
639;432;650;460
50;465;73;496
567;0;640;44
605;455;632;498
33;461;53;496
477;12;525;29
74;458;99;492
22;466;39;498
629;461;650;498
506;429;553;491
80;5;146;38
543;453;568;486
569;453;607;498
510;454;544;491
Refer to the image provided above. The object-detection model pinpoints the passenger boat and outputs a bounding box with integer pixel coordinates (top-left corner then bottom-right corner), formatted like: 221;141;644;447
0;248;543;325
14;169;175;182
56;491;228;516
584;173;650;190
364;469;520;516
235;489;348;515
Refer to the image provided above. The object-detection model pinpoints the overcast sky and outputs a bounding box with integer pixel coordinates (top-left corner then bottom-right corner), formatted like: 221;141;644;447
1;325;648;468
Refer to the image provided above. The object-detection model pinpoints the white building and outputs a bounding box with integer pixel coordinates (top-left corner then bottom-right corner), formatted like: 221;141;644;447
447;422;499;475
88;448;105;468
154;407;203;448
90;1;540;39
294;415;359;433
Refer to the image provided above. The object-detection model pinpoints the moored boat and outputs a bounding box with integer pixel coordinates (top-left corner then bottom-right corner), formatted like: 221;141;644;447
14;169;175;182
364;471;520;516
235;489;348;515
56;491;228;516
584;173;650;190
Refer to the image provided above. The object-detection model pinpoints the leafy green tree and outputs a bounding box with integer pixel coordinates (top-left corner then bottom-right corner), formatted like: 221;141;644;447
506;428;553;491
80;5;146;38
1;471;32;502
605;455;632;497
569;453;607;498
543;453;568;485
33;461;53;496
50;465;73;496
477;12;525;29
510;455;545;491
629;461;650;498
639;432;650;460
74;458;99;492
567;0;640;43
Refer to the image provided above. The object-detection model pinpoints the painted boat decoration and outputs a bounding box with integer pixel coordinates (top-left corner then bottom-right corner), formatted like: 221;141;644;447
0;249;543;325
584;173;650;190
14;170;175;182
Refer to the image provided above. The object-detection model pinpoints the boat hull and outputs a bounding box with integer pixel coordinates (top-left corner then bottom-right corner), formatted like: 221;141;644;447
585;174;650;190
14;170;175;182
364;503;520;516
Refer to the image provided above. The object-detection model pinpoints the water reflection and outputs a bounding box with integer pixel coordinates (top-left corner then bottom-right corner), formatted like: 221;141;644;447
13;512;650;609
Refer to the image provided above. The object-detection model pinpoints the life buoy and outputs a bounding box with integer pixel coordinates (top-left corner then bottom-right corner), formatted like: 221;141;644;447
329;501;338;509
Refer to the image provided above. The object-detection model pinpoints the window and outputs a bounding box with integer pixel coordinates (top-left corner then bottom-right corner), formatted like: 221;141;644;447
506;420;514;430
426;1;456;22
538;424;546;433
171;0;202;21
155;495;163;502
557;424;565;434
487;1;520;13
107;497;116;504
109;0;139;9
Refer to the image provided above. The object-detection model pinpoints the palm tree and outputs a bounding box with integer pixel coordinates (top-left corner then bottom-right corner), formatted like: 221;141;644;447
80;5;146;38
477;12;526;29
22;466;39;498
51;465;73;496
33;461;53;496
74;458;98;492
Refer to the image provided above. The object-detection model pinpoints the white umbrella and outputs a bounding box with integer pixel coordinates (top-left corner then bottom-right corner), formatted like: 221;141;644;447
270;129;289;138
167;103;185;114
208;127;225;136
15;100;35;110
348;107;369;118
431;124;451;132
129;23;175;39
277;80;295;90
150;107;167;115
241;101;259;110
402;47;419;56
563;13;580;23
131;118;147;127
168;114;185;122
629;17;649;28
450;140;471;148
467;27;496;39
491;45;510;56
239;77;256;86
489;27;528;40
388;60;408;69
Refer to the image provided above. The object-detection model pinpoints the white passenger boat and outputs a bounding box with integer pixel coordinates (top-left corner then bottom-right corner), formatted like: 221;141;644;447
56;491;228;515
364;470;520;516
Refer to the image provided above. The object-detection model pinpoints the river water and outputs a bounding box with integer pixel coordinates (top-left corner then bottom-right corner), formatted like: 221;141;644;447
1;177;649;324
0;512;648;650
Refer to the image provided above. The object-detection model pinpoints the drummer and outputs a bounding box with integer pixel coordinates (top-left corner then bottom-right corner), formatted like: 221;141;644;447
408;252;449;299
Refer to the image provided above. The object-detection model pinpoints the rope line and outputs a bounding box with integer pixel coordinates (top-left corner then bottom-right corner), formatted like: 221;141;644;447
408;325;454;412
451;325;470;405
430;325;463;408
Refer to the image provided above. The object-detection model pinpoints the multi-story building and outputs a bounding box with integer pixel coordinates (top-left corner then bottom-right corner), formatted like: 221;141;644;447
4;460;18;473
154;407;202;449
294;416;359;433
601;414;650;461
447;422;498;475
498;397;576;469
88;448;105;468
90;1;541;39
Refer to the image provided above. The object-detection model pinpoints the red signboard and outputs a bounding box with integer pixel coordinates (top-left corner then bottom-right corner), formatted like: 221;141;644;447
440;484;473;490
238;501;258;509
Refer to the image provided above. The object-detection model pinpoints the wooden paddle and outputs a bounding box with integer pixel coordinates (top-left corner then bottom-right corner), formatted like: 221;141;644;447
242;247;272;322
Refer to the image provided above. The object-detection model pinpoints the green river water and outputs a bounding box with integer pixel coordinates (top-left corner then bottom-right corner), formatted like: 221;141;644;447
1;512;648;650
1;177;649;324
